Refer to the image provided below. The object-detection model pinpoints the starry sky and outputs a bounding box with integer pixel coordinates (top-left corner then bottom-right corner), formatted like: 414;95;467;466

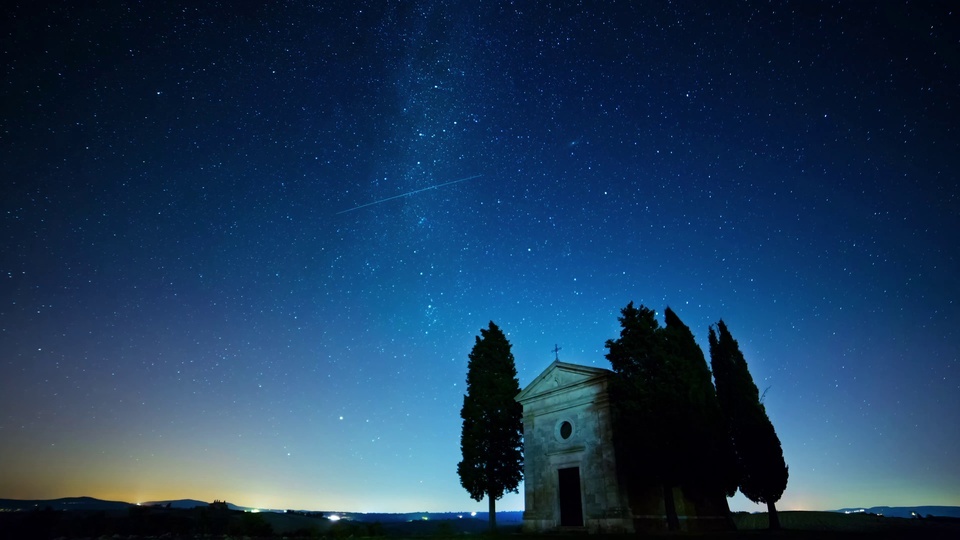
2;1;958;514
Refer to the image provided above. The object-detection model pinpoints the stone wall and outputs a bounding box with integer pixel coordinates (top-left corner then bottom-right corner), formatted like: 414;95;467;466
517;362;632;533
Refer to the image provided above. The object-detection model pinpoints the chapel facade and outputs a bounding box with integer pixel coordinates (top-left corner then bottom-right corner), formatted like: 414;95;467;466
515;360;729;533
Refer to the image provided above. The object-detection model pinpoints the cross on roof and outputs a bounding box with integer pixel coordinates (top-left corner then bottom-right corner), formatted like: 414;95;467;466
552;344;562;361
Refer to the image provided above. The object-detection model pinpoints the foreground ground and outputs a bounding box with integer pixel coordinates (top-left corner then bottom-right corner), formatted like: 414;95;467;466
2;509;959;539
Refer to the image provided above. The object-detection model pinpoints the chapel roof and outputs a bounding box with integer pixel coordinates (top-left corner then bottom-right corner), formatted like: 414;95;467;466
515;360;611;403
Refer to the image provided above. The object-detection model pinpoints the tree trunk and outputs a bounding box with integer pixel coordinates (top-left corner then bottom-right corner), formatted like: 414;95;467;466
720;494;737;530
663;484;680;531
488;494;497;532
767;500;781;530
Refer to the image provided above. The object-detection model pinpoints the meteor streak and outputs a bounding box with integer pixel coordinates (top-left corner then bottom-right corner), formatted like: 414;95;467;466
336;174;483;215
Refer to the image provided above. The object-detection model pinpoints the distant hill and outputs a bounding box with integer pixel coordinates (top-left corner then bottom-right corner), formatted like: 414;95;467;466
0;496;247;513
0;497;522;523
141;498;209;509
10;497;954;524
0;496;132;512
142;498;247;511
833;506;960;519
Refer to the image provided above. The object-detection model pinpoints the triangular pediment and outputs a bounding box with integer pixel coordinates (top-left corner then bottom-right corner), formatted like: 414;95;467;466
516;360;611;403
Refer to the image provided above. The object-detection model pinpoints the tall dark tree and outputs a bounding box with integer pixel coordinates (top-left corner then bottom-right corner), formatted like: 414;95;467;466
709;320;789;530
457;321;523;531
661;308;739;520
604;302;684;530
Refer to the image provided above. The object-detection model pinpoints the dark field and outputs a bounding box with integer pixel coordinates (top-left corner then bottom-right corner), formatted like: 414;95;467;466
2;508;959;540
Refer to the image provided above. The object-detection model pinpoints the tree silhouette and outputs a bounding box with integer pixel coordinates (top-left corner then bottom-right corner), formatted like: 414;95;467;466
457;321;523;531
661;308;738;520
709;320;789;530
604;302;684;530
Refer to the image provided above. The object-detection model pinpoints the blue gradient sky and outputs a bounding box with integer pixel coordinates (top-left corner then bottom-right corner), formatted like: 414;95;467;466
2;1;958;513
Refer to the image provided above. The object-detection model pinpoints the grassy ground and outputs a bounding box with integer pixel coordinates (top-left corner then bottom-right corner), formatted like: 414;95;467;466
257;510;960;539
730;511;960;539
3;509;958;539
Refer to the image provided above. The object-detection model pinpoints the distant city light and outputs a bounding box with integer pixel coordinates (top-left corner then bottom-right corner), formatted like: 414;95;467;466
251;509;260;513
471;511;477;517
329;514;340;521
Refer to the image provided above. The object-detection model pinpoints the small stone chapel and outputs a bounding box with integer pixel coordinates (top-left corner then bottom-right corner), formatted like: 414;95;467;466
515;360;728;533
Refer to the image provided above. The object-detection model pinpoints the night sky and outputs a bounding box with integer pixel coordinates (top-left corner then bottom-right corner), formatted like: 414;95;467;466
2;1;958;514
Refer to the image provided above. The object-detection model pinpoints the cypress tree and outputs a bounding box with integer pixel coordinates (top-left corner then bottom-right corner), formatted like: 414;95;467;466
457;321;523;531
605;302;683;530
709;320;789;530
661;308;739;521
